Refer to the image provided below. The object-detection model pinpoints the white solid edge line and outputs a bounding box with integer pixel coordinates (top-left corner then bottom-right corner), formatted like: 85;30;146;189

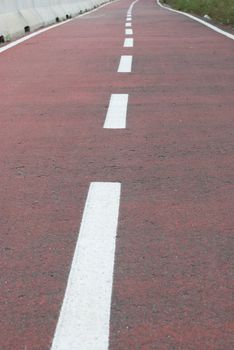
0;0;120;54
51;182;121;350
124;38;134;47
157;0;234;41
128;0;140;13
118;55;132;72
126;0;140;18
104;94;129;129
125;28;133;35
0;20;71;54
125;23;132;27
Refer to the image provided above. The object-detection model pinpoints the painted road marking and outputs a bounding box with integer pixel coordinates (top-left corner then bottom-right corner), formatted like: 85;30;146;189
126;18;132;22
127;0;140;16
0;21;72;54
157;0;234;41
51;182;121;350
126;23;132;27
124;38;134;47
104;94;129;129
118;55;132;72
125;28;133;35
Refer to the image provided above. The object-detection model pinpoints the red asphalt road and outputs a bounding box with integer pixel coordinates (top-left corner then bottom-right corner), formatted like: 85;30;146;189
0;0;234;349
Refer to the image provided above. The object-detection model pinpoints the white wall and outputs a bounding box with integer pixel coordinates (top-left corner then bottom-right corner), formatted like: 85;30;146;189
0;0;110;41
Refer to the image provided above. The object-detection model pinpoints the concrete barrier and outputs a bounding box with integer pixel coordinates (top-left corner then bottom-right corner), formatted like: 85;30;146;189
17;0;44;31
33;0;57;26
0;0;110;42
63;0;83;16
0;1;8;41
0;0;28;40
49;0;67;21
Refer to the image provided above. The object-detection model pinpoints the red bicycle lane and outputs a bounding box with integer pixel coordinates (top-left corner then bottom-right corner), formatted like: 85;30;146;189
0;1;132;348
109;0;234;349
0;0;234;349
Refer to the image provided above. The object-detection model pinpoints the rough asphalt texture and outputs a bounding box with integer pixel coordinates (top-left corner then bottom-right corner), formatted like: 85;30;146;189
0;0;233;349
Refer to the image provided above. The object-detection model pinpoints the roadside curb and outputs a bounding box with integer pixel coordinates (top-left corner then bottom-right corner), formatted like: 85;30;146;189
157;0;234;41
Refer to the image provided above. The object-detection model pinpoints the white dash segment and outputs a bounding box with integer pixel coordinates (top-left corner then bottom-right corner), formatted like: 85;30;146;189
118;55;132;73
104;94;129;129
124;38;134;47
51;182;121;350
126;18;132;22
125;28;133;35
125;22;132;27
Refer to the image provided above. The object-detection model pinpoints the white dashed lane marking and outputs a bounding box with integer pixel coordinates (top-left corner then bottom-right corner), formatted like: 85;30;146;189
51;182;121;350
117;55;133;72
124;38;134;47
125;28;133;35
104;94;129;129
